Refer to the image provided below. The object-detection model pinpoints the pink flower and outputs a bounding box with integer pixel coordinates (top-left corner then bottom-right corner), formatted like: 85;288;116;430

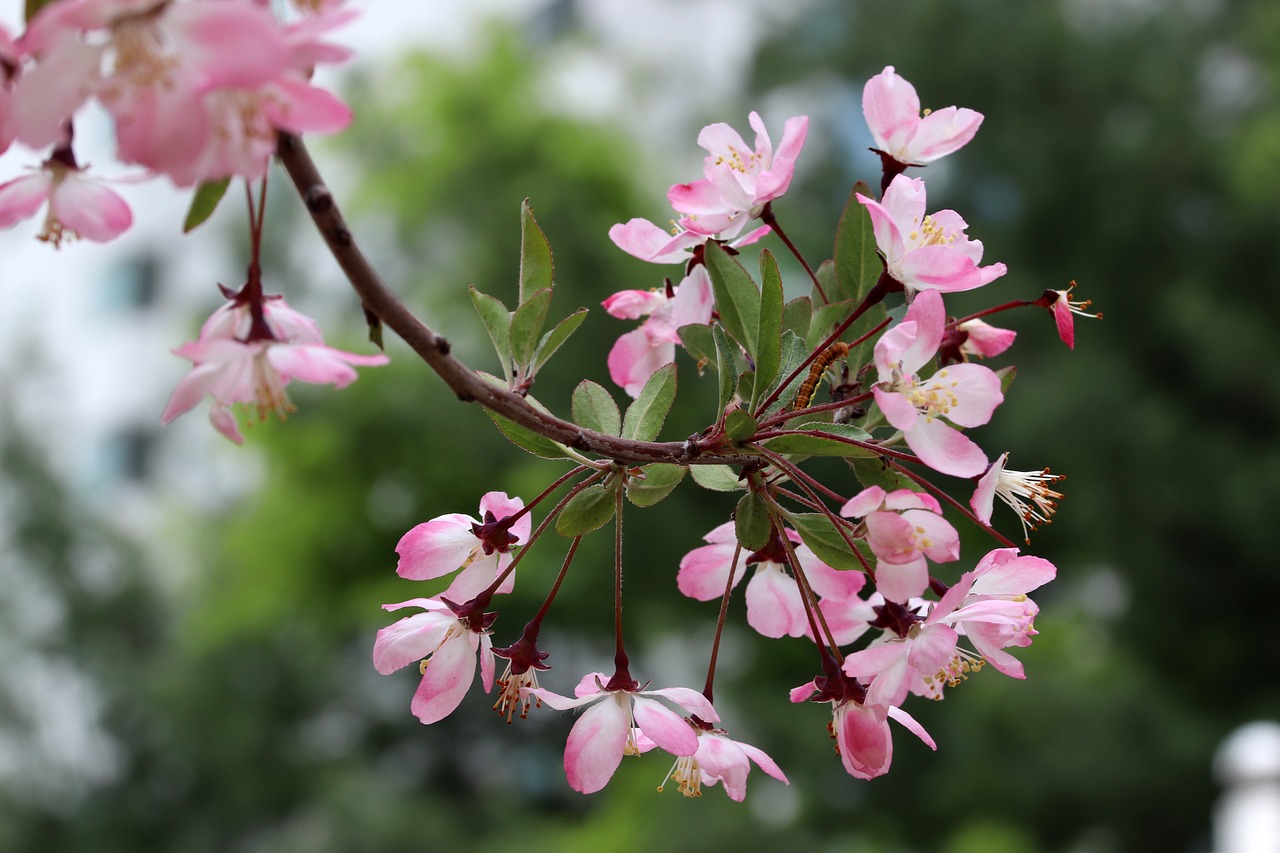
863;66;983;166
0;159;131;247
791;674;935;780
527;671;718;794
605;265;714;397
1043;280;1100;349
0;25;20;153
840;486;960;602
971;452;1064;542
395;491;531;603
668;111;808;228
857;174;1006;294
842;615;961;708
678;521;864;639
872;290;1003;477
161;297;388;444
372;597;495;725
956;318;1016;359
647;722;788;802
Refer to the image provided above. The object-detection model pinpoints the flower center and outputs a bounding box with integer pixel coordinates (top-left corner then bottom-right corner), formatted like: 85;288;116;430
907;214;957;248
713;144;762;175
901;369;960;421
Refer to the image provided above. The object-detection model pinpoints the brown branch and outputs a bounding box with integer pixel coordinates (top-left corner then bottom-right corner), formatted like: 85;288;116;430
275;133;758;468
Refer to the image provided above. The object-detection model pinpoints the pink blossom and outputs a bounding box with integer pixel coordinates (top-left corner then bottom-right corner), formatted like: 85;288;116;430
0;25;20;153
161;297;388;444
372;597;495;725
872;290;1002;477
395;491;531;602
605;265;714;397
1043;280;1100;349
840;486;959;602
841;616;961;708
857;174;1006;294
956;318;1016;359
527;671;717;794
645;722;788;802
0;160;131;247
668;111;808;229
678;521;864;639
791;677;935;780
971;452;1064;542
863;66;983;166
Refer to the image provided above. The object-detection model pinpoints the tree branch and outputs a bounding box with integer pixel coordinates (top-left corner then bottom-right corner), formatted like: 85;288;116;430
275;133;758;468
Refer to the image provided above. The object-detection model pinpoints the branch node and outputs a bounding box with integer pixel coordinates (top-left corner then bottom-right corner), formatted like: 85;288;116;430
436;336;451;355
572;431;591;451
303;185;333;214
329;225;353;248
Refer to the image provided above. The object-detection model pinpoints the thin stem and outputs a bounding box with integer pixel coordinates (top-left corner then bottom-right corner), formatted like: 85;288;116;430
611;478;629;680
760;203;826;304
762;495;842;662
887;459;1018;548
702;542;743;704
756;391;875;432
502;465;588;529
524;535;581;631
951;299;1037;326
750;429;919;466
274;133;760;469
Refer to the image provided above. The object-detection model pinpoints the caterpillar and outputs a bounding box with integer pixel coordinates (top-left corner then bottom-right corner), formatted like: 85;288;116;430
790;342;850;411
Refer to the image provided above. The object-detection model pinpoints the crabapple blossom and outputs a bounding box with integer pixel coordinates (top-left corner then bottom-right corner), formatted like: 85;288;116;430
840;486;960;602
971;452;1064;541
841;609;961;708
0;156;131;246
956;318;1016;359
372;597;496;725
643;721;788;801
857;174;1006;294
668;111;808;230
1042;280;1100;349
863;66;983;167
608;208;773;264
605;265;714;397
395;491;531;603
678;521;864;639
873;289;1003;477
527;671;717;794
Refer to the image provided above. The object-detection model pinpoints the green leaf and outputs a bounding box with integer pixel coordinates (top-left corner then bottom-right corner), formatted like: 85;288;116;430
571;380;621;436
703;242;761;357
783;296;812;341
678;324;716;369
484;408;568;460
788;512;865;571
806;298;856;352
712;324;738;414
531;308;587;374
724;407;758;441
760;331;809;416
469;286;513;380
996;365;1017;394
734;492;771;551
753;249;784;409
519;199;554;304
834;181;883;305
690;465;743;492
622;362;677;442
815;259;840;304
556;484;617;536
25;0;57;20
626;464;686;507
850;456;911;492
511;287;552;371
843;302;888;375
763;423;876;457
182;179;230;233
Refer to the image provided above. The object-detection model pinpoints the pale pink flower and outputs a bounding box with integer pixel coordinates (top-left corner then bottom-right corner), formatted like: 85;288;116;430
605;265;714;397
645;722;788;802
395;491;531;603
857;174;1006;294
372;597;495;725
668;111;808;230
608;215;771;264
840;486;960;602
678;521;864;639
956;318;1016;359
971;452;1064;542
527;671;718;794
790;675;935;780
161;322;388;445
1044;281;1100;349
863;66;983;166
841;615;961;708
872;290;1003;477
0;160;131;246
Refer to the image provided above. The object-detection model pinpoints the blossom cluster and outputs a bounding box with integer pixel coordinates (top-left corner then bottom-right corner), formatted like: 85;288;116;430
372;67;1093;801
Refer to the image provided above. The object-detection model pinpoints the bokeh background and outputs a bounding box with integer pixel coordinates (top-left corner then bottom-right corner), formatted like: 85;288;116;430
1;0;1278;850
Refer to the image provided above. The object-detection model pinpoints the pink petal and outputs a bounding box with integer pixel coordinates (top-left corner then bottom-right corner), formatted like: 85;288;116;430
864;511;919;563
439;554;501;602
563;695;630;794
873;387;919;433
0;172;52;228
926;363;1003;427
862;66;921;158
856;192;905;264
744;567;806;638
411;631;478;724
668;178;728;217
478;491;531;545
372;610;454;675
677;541;740;601
910;106;983;163
874;556;929;603
739;741;789;783
904;417;989;478
887;705;936;749
755;115;808;202
902;509;960;563
265;74;353;135
267;343;388;387
970;457;1002;524
642;686;717;721
49;173;132;242
602;289;663;320
841;485;886;519
899;289;946;374
838;703;892;780
633;697;698;755
395;515;478;580
607;327;673;399
208;405;243;445
608;218;700;264
1052;296;1076;348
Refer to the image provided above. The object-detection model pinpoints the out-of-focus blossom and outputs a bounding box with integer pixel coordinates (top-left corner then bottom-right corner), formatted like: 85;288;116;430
0;159;131;246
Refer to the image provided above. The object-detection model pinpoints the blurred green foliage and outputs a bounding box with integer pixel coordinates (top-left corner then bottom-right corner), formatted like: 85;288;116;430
3;3;1279;851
